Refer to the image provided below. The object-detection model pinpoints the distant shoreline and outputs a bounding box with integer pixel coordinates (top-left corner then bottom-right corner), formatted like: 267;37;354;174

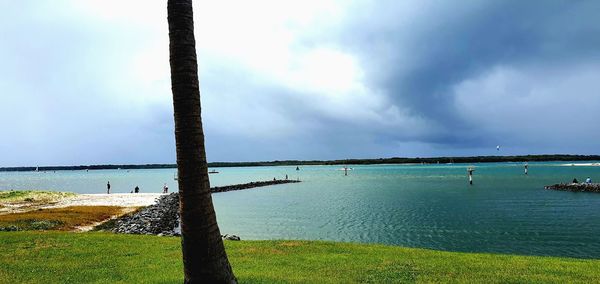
559;163;600;167
1;154;599;172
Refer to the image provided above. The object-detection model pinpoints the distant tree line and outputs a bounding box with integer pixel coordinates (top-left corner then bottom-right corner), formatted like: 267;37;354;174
1;155;599;172
208;154;600;167
0;164;176;172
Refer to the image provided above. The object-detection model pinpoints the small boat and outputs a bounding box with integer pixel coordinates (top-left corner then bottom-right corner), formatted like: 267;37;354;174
208;170;219;174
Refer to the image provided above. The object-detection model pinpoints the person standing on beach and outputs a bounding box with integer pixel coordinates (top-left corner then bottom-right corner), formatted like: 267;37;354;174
107;181;111;194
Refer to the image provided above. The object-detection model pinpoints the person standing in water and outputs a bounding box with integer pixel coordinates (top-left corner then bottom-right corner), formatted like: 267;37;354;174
163;183;169;193
134;186;140;193
467;167;475;185
524;163;529;175
107;181;111;194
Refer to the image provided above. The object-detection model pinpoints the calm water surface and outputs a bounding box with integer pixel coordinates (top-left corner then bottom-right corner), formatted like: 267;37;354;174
2;162;600;258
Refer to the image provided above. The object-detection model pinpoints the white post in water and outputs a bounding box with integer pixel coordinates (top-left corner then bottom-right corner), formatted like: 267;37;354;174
468;167;474;185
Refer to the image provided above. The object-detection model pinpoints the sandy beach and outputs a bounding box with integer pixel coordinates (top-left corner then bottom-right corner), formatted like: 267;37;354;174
51;193;164;208
0;193;164;215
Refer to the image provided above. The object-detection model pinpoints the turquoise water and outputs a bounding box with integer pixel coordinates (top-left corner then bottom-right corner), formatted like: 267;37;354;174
2;162;600;258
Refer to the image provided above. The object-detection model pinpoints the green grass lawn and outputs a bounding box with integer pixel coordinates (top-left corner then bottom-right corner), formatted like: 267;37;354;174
1;232;599;283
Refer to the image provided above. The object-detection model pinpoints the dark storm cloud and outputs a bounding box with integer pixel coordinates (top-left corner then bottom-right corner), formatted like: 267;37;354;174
330;0;600;148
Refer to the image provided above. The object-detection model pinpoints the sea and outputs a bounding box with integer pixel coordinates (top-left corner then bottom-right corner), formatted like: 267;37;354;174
1;161;600;259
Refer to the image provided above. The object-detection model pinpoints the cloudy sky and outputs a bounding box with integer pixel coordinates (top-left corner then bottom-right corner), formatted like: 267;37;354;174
1;0;599;166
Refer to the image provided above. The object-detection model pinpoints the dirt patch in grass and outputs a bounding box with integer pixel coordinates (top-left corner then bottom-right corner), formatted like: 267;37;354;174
0;206;127;231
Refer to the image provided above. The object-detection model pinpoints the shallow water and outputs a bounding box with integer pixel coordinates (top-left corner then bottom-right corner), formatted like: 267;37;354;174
1;162;600;258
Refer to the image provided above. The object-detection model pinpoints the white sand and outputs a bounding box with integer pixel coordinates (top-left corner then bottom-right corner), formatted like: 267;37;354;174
0;193;164;215
50;193;164;208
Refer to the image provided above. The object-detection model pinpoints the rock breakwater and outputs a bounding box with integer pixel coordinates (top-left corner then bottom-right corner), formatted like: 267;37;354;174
110;193;179;236
544;183;600;193
211;179;300;193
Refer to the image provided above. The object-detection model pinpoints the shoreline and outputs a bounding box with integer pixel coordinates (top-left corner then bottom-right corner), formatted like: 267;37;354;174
1;180;301;215
1;180;302;233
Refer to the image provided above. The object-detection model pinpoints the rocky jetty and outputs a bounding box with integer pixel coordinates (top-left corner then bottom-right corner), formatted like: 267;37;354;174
211;179;300;193
544;183;600;193
105;179;301;237
110;193;180;236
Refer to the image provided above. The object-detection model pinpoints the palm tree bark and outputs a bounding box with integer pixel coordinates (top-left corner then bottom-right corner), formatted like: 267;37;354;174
167;0;236;283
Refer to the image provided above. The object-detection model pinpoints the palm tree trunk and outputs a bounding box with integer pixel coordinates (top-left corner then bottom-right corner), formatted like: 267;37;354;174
167;0;236;283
